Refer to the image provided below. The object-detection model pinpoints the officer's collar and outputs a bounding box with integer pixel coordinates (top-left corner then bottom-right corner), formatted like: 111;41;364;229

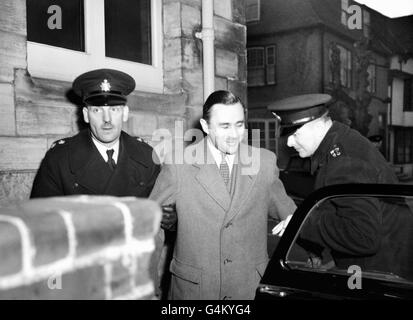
310;121;340;174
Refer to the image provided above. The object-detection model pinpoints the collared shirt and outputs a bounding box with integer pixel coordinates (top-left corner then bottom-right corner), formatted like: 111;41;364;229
91;136;120;164
206;138;235;175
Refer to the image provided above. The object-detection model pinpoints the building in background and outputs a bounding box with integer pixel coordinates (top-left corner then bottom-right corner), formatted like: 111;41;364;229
246;0;412;180
0;0;248;204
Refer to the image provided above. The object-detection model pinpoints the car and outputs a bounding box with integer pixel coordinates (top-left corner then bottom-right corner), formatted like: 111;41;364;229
257;184;413;300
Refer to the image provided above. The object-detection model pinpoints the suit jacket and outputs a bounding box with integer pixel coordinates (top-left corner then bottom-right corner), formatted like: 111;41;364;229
31;129;160;198
150;138;296;300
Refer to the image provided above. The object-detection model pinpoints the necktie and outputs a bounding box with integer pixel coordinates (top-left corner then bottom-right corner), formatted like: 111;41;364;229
219;153;230;185
106;149;116;171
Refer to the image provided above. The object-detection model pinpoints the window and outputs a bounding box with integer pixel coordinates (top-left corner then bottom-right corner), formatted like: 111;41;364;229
404;78;413;112
286;194;413;283
246;0;260;23
247;46;276;87
247;119;279;153
363;10;371;38
394;127;413;164
367;62;376;93
26;0;163;93
329;44;352;88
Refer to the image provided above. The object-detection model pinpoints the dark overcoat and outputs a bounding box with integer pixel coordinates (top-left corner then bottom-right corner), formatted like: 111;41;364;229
300;121;413;279
30;129;160;198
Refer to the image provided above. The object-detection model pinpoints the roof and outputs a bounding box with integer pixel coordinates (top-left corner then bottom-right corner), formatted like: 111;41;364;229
247;0;363;41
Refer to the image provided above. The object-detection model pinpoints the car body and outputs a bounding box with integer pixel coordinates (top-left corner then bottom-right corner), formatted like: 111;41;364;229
257;184;413;300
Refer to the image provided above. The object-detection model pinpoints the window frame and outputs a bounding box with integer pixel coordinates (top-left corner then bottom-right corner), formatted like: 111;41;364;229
246;0;261;23
247;45;277;87
26;0;163;93
394;126;413;164
367;61;376;94
247;118;279;153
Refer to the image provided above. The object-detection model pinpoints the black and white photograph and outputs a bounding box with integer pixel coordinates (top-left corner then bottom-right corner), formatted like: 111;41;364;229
0;0;412;311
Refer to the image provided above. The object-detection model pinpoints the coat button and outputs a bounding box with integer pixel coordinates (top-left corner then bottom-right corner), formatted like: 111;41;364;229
139;181;145;186
224;222;232;228
224;258;232;264
74;183;79;188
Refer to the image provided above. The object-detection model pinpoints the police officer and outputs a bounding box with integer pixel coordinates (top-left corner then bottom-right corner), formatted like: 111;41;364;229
30;68;161;198
270;94;412;279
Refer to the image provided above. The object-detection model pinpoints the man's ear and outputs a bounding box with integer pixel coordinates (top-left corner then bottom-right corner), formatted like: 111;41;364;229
199;118;209;135
82;107;90;123
122;105;129;122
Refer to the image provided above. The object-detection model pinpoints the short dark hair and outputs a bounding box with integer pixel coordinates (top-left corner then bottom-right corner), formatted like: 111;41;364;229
202;90;244;122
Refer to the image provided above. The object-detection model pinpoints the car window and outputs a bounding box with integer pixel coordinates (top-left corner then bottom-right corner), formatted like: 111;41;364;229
285;194;413;285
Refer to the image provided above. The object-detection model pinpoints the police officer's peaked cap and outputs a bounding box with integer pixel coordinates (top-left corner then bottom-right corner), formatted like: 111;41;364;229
73;69;135;106
268;94;332;126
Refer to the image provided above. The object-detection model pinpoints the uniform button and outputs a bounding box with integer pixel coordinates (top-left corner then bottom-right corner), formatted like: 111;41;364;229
74;183;79;188
139;181;145;186
224;258;232;264
225;222;232;228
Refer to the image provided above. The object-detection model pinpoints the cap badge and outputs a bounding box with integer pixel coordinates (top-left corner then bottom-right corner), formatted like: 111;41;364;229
100;79;111;92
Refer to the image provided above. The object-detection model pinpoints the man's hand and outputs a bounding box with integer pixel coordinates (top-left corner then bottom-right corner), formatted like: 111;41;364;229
272;214;292;237
161;203;177;231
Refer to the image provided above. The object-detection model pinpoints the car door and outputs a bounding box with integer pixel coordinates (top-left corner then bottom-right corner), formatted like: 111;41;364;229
257;184;413;300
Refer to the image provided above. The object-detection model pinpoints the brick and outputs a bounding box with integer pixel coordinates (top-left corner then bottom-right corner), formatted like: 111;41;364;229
0;31;26;82
110;260;133;298
214;17;246;54
125;112;158;137
0;0;26;35
164;68;183;94
164;2;182;38
181;4;201;37
135;252;153;286
129;200;162;240
0;265;106;299
164;38;182;71
216;48;239;78
0;171;36;206
215;76;228;91
0;83;16;135
228;80;248;106
29;213;69;267
183;68;203;106
182;38;202;69
70;205;125;257
0;137;47;170
0;221;22;276
16;105;77;136
214;0;232;20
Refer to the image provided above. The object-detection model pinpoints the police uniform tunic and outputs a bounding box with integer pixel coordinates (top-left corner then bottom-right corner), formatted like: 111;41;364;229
31;129;160;198
299;121;412;278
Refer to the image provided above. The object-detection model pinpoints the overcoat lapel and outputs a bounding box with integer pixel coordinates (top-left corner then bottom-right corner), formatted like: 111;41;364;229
193;139;231;212
69;130;112;194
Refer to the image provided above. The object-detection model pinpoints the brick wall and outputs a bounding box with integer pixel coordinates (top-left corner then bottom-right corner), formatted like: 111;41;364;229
0;0;247;204
0;196;161;299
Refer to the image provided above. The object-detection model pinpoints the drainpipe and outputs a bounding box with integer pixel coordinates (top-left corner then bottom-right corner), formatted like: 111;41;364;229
195;0;215;101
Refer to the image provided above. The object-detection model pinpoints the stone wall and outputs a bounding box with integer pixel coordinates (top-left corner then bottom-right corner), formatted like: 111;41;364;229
0;196;161;299
0;0;247;204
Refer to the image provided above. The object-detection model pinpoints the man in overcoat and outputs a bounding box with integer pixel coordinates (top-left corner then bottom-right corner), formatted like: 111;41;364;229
150;90;296;300
270;94;413;280
31;68;160;198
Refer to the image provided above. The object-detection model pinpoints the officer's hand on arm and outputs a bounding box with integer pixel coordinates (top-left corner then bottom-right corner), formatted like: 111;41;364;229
161;204;177;231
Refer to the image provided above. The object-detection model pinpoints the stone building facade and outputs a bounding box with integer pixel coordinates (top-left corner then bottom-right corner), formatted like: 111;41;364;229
0;0;247;205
